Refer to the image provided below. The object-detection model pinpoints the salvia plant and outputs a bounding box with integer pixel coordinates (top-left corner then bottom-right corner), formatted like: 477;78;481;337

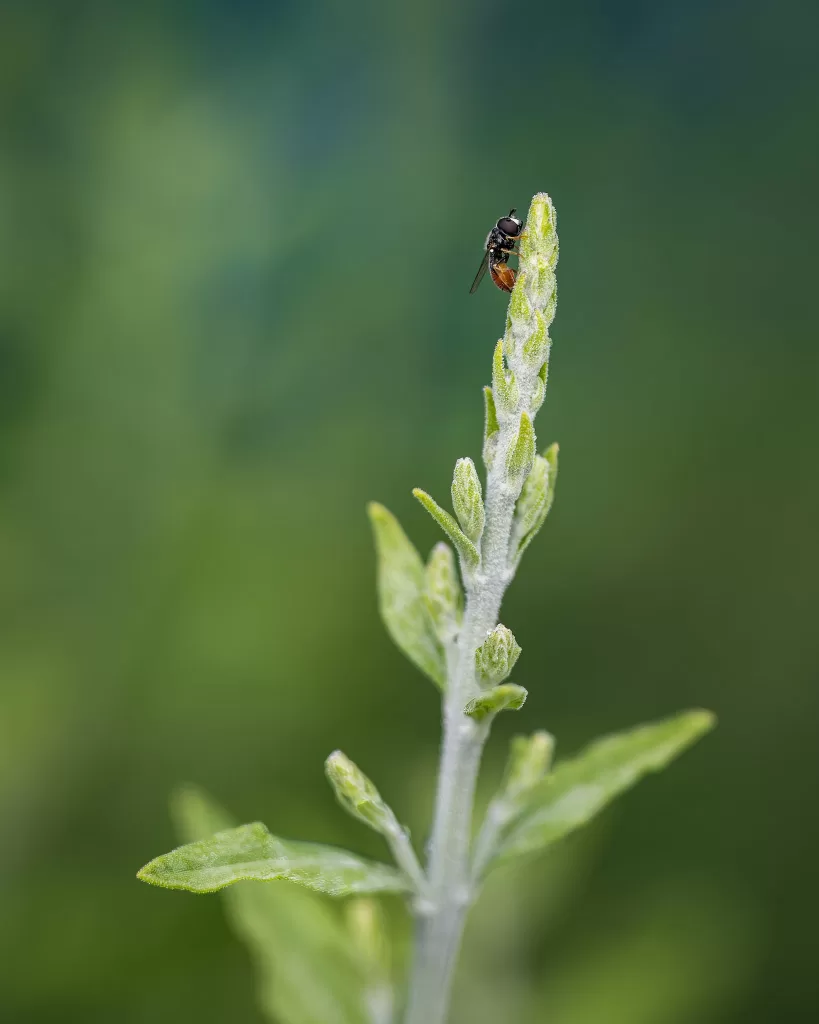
138;193;715;1024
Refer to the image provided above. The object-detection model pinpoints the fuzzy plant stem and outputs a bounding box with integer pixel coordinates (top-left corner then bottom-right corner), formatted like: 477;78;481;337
404;195;559;1024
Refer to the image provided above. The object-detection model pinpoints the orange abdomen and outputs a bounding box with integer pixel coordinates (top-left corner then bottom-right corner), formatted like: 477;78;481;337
490;262;516;293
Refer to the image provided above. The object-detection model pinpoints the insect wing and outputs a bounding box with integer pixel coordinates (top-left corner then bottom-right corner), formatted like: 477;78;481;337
469;251;490;294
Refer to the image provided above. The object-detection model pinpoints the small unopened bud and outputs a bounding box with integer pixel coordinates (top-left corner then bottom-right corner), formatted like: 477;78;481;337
510;443;558;563
451;458;485;544
475;623;521;686
325;751;398;837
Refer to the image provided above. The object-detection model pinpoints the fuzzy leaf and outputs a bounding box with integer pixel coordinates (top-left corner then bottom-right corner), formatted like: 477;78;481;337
511;443;558;561
506;411;536;485
451;457;485;544
502;731;555;802
424;542;462;642
412;488;480;569
522;310;549;370
471;731;555;879
464;684;528;722
367;502;446;689
508;270;531;324
172;788;370;1024
492;339;518;413
482;386;500;468
137;821;410;896
494;710;716;866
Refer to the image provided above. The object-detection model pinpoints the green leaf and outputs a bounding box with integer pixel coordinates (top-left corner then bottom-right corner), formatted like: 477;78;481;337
367;502;446;689
483;385;499;435
137;820;410;896
424;542;462;643
475;623;521;686
506;411;536;485
494;710;716;866
502;731;555;802
511;442;558;561
508;269;531;324
471;731;554;880
346;898;394;1021
172;788;370;1024
522;310;549;370
347;897;392;980
412;488;480;570
492;339;518;413
482;386;500;469
451;457;485;544
464;684;528;722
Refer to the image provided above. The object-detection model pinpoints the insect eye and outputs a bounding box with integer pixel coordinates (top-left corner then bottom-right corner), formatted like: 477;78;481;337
497;217;521;236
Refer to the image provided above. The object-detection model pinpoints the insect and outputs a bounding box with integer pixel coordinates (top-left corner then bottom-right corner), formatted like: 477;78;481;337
469;209;523;294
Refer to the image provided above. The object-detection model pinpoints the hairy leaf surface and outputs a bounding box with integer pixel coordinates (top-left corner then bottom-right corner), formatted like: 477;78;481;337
138;820;410;896
494;710;715;866
368;502;446;688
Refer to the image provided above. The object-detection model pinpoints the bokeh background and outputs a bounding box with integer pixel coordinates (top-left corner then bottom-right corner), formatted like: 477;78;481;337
1;0;818;1021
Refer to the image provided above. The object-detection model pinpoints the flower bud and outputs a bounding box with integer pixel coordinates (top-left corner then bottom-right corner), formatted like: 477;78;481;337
475;623;521;686
325;751;398;837
451;457;485;544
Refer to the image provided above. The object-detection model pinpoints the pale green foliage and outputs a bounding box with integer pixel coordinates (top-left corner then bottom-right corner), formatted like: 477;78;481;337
506;411;536;484
481;386;499;468
173;787;372;1024
510;443;558;562
136;194;716;1024
471;731;555;881
412;488;480;570
325;750;425;893
492;710;716;867
503;731;555;801
491;339;518;413
346;900;394;1024
464;683;528;722
474;624;521;686
137;819;409;896
423;542;462;643
522;310;548;369
451;458;485;544
347;898;392;985
367;502;446;689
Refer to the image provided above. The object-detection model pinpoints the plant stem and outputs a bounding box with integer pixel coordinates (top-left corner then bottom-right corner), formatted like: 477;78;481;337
404;194;557;1024
403;432;522;1024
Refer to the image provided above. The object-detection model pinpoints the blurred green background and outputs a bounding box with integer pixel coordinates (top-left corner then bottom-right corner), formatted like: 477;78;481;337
1;0;817;1021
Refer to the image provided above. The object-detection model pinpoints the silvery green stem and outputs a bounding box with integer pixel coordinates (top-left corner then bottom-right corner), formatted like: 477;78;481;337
404;195;558;1024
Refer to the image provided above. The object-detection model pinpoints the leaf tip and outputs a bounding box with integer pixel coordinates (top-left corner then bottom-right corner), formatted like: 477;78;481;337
366;501;388;524
136;860;162;887
686;707;718;734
